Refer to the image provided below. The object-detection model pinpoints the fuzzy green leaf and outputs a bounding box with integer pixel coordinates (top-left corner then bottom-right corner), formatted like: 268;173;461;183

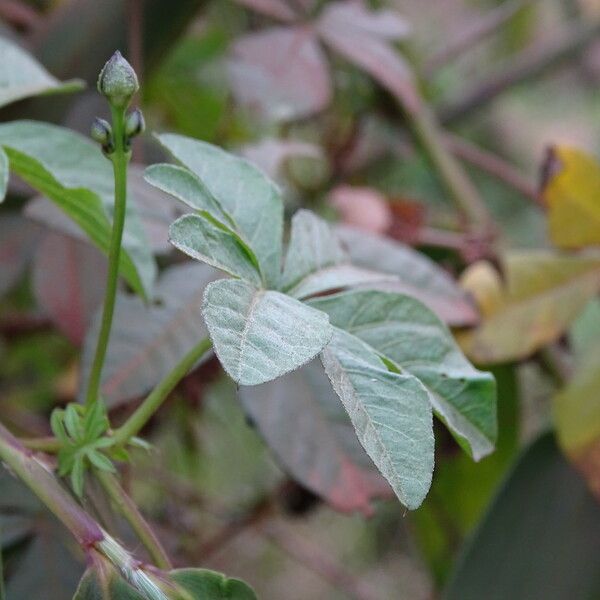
320;328;434;509
0;121;155;298
310;290;497;460
0;35;84;109
155;133;283;287
281;209;346;291
280;210;393;298
144;163;232;226
202;279;332;385
169;214;262;285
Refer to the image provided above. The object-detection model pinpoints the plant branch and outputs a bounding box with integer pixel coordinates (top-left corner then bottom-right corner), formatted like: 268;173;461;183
85;105;130;409
259;519;379;600
423;0;536;75
96;470;172;570
439;18;600;124
406;102;493;234
0;423;169;596
0;422;103;545
112;337;213;446
444;133;542;206
21;436;61;453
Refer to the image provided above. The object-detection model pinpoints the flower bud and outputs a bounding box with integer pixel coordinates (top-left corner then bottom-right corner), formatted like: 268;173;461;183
97;51;139;108
90;117;114;154
125;108;145;139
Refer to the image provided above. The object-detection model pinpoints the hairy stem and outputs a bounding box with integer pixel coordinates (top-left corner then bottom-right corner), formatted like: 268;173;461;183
96;470;172;570
0;422;103;545
112;337;213;446
0;423;167;596
85;104;130;409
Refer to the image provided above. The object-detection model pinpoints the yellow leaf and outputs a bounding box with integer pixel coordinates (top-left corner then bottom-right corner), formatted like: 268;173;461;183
542;145;600;249
458;252;600;364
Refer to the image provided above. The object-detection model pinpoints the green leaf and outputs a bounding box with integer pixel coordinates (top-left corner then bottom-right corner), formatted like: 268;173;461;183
86;450;115;473
444;433;600;600
169;214;262;284
0;121;156;299
170;568;257;599
202;279;333;385
310;290;497;460
0;35;83;109
0;147;7;204
281;210;392;298
320;329;434;509
155;133;283;287
239;362;391;514
281;209;346;292
336;226;479;326
144;163;232;226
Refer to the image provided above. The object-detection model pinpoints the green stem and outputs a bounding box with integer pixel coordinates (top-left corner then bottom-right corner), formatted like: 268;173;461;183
407;103;492;234
112;337;213;446
85;105;131;409
0;423;166;596
0;423;104;546
21;436;61;453
96;470;172;570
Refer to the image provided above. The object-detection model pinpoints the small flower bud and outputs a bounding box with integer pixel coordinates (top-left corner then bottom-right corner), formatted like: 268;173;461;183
97;51;139;108
125;108;145;139
90;117;114;155
90;117;112;145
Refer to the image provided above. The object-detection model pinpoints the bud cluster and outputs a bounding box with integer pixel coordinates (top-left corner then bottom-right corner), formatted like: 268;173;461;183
91;51;145;157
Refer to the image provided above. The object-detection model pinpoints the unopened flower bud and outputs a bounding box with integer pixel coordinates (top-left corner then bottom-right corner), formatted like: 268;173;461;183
125;108;145;139
91;117;114;155
97;51;139;108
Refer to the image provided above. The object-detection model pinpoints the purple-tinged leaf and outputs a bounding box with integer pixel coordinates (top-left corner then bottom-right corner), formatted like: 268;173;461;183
33;232;107;345
0;215;43;297
240;362;392;515
228;26;332;121
232;0;298;22
317;1;420;111
79;263;218;406
319;1;410;40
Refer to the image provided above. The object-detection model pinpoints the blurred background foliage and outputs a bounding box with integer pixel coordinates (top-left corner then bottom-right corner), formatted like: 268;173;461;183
2;0;600;598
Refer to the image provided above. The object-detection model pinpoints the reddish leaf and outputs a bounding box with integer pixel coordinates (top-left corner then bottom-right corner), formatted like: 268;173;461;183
32;232;107;345
317;1;419;110
329;185;392;234
240;362;391;515
319;1;410;40
0;215;43;296
228;26;332;121
232;0;298;22
79;263;217;406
